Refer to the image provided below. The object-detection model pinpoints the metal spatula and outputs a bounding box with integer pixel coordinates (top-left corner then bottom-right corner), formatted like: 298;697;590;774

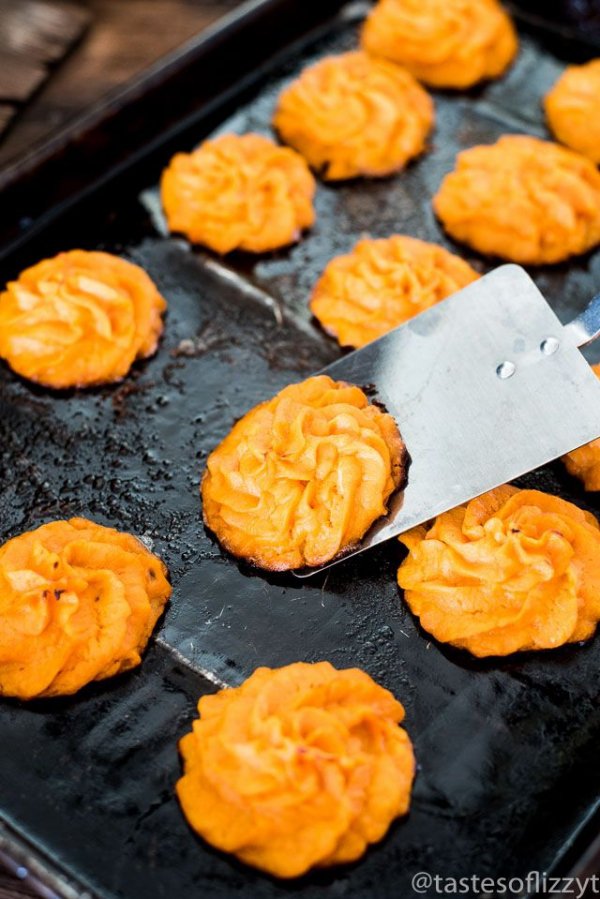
297;265;600;577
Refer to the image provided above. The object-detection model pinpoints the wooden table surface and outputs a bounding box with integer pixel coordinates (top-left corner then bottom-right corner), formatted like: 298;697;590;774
0;879;38;899
0;3;241;891
0;0;240;171
0;868;39;899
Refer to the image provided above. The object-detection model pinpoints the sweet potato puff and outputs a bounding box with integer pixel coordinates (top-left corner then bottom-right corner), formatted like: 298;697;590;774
361;0;517;89
562;364;600;490
176;661;415;878
273;51;434;181
0;250;166;389
398;486;600;657
545;59;600;165
433;135;600;264
201;375;406;571
310;235;479;348
160;133;316;253
0;519;171;699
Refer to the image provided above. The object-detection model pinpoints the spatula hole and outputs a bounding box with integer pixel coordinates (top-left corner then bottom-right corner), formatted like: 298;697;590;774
496;361;516;379
540;337;559;355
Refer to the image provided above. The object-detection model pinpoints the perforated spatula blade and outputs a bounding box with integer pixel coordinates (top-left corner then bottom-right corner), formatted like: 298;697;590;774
296;265;600;577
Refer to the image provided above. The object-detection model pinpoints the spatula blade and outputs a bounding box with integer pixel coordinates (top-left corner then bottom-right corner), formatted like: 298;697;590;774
297;264;600;576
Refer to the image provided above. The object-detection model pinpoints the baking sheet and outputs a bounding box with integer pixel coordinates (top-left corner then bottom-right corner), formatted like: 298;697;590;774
1;3;600;897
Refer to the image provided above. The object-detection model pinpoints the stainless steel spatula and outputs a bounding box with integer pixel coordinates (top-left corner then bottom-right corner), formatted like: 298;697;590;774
297;264;600;577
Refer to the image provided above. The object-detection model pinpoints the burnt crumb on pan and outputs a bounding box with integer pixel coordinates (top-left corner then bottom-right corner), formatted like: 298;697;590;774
171;321;234;358
342;380;388;413
111;378;155;419
163;360;185;390
171;339;197;358
359;383;378;399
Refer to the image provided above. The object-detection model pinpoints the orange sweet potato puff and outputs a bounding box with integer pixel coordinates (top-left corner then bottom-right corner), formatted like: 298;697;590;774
397;486;600;657
433;135;600;264
545;59;600;165
562;364;600;491
0;519;171;699
161;133;316;253
177;661;415;878
310;235;479;348
361;0;518;89
0;250;166;389
201;375;406;571
273;51;434;181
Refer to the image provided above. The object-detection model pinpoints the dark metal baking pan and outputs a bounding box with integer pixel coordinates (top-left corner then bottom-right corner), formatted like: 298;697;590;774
1;2;600;897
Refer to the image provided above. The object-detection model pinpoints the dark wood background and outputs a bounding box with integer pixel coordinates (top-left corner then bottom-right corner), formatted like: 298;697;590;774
0;879;37;899
0;0;239;171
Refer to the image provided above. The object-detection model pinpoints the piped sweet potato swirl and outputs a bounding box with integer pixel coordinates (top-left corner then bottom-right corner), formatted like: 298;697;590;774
0;519;171;699
273;51;434;180
0;250;166;388
177;661;415;878
361;0;518;89
310;235;479;348
562;364;600;491
545;60;600;165
397;486;600;657
160;133;316;253
433;135;600;264
201;375;406;570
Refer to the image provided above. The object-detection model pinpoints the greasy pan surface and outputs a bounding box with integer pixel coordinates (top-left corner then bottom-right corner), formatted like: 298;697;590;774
1;4;600;897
